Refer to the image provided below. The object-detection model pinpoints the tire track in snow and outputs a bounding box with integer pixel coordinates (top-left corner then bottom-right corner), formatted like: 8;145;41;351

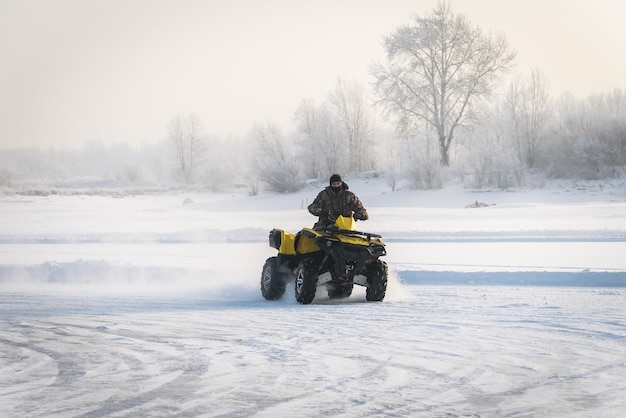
1;287;626;417
0;319;215;417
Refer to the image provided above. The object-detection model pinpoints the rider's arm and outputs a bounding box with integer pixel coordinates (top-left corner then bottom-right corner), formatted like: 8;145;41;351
352;194;368;220
307;191;325;216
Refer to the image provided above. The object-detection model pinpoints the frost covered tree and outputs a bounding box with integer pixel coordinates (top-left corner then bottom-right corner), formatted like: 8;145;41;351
404;121;446;189
251;122;303;193
586;89;626;167
462;101;527;189
327;78;377;172
168;113;206;184
295;78;377;178
295;100;346;177
294;99;326;179
371;1;516;166
548;89;626;179
200;135;246;191
505;69;552;168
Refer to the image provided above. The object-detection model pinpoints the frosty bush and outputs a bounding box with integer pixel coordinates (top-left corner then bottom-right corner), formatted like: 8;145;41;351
407;154;445;190
0;168;11;187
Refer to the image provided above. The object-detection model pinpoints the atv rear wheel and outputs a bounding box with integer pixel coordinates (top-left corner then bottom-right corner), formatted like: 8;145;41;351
366;260;388;302
327;283;354;299
261;257;286;300
295;259;318;304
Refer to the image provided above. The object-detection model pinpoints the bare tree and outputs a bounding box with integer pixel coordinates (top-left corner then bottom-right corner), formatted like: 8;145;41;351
505;69;552;168
315;106;346;175
371;1;516;166
201;135;246;191
294;100;346;177
463;102;526;189
251;122;303;193
295;79;378;178
294;99;323;179
327;78;377;172
168;113;205;184
405;122;446;189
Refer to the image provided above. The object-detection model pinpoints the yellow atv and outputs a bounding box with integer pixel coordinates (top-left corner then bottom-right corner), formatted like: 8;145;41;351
261;215;388;304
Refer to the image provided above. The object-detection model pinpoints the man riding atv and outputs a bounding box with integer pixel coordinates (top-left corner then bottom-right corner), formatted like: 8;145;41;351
308;174;368;229
260;173;387;304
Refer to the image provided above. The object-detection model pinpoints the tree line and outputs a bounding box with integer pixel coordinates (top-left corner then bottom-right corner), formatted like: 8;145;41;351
2;1;624;193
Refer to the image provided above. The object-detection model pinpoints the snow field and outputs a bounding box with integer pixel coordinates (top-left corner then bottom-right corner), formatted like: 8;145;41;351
1;177;626;416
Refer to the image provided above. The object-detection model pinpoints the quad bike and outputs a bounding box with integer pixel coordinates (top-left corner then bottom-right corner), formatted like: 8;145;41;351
260;215;388;304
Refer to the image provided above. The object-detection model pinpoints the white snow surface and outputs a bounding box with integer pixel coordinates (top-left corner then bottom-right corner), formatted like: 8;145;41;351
2;176;626;417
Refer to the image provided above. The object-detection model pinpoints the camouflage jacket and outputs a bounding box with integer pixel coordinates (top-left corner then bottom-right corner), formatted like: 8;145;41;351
307;183;368;228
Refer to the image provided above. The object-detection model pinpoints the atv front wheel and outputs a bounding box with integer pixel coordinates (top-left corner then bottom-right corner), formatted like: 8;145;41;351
366;260;388;302
295;259;318;304
261;257;286;300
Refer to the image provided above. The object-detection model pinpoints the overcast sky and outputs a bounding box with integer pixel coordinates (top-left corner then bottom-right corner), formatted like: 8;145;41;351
1;0;625;150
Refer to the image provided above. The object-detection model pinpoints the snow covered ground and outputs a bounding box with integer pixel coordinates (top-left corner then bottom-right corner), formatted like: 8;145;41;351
1;176;626;417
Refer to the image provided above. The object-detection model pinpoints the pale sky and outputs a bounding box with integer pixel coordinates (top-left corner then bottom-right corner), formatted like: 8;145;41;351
1;0;625;150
